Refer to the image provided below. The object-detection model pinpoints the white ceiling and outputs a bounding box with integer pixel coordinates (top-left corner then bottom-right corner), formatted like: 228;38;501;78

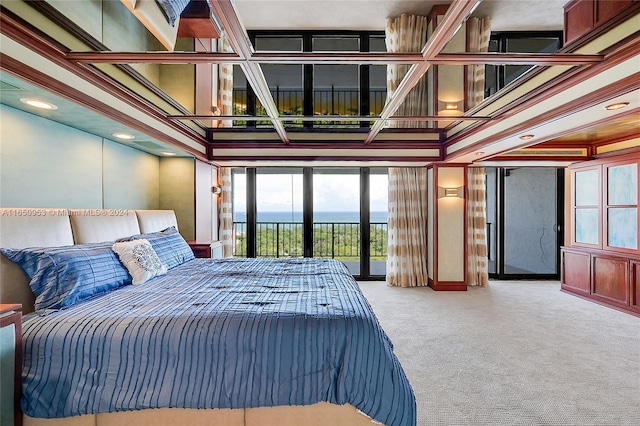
234;0;565;32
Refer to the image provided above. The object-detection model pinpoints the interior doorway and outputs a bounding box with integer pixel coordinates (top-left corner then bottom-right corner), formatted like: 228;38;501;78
486;167;564;279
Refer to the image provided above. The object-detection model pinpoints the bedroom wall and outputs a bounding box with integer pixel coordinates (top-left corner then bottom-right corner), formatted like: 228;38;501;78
159;157;196;239
0;104;160;209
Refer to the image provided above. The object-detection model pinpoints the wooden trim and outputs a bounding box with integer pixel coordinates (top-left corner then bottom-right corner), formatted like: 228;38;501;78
431;52;603;65
0;54;207;160
65;51;605;66
446;36;640;157
630;260;640;313
0;11;209;157
429;281;467;291
446;72;640;160
207;155;441;162
560;288;640;317
487;155;588;162
22;1;198;120
364;0;481;144
172;114;492;122
0;304;22;426
593;146;640;159
591;252;630;306
562;1;640;51
432;167;439;285
209;141;443;150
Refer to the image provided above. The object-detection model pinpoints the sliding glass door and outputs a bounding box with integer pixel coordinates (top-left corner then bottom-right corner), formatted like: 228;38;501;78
313;169;361;275
231;167;387;279
486;167;564;279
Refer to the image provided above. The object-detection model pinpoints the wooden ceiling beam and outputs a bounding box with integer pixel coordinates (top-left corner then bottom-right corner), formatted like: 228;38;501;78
431;52;604;65
66;51;604;66
168;114;492;121
209;0;290;143
364;0;483;144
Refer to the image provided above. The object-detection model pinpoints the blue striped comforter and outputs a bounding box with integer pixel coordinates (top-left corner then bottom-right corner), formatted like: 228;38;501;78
22;258;416;425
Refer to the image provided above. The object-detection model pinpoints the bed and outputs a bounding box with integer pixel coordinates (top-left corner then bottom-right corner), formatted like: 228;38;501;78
0;208;416;426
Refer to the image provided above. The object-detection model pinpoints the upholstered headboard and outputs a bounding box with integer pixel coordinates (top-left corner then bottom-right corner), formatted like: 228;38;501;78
0;208;179;314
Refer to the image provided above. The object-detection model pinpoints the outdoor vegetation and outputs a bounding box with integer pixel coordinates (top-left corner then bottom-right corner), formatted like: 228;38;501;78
233;222;388;260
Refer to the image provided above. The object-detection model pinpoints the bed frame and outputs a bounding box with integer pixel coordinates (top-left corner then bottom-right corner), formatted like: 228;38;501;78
0;208;376;426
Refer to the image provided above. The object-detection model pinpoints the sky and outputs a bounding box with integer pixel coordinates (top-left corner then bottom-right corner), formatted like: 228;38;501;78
233;173;388;212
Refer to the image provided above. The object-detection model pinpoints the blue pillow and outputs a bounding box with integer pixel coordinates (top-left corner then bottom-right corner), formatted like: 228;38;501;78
128;227;194;270
1;242;132;311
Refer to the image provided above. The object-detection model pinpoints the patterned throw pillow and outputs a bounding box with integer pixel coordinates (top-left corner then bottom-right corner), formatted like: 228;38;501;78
124;227;195;270
112;239;167;285
0;242;131;311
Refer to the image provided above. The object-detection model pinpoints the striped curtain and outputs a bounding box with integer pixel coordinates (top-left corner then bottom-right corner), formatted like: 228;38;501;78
385;14;429;128
217;34;233;128
387;168;428;287
467;167;488;286
466;17;491;109
219;167;234;257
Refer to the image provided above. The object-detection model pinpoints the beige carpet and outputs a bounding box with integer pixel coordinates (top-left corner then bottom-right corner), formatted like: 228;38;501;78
358;280;640;426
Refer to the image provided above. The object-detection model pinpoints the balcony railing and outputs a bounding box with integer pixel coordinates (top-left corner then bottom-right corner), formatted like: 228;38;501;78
232;88;387;128
232;221;388;259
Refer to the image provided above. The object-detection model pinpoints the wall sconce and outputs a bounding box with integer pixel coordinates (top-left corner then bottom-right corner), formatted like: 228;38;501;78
437;186;464;199
212;185;222;195
212;106;222;116
437;100;464;116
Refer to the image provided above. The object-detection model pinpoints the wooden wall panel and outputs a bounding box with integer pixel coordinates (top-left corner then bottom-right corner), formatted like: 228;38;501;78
592;255;629;305
564;0;595;44
631;260;640;313
561;249;591;295
596;0;631;25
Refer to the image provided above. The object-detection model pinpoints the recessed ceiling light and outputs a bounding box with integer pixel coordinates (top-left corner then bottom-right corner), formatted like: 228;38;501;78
475;151;485;156
160;152;176;156
20;98;58;110
604;102;629;111
112;132;135;140
519;134;535;140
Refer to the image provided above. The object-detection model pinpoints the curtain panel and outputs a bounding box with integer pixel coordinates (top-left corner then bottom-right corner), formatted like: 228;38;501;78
219;167;234;257
466;17;491;109
387;168;428;287
385;14;429;128
217;34;234;128
467;167;489;286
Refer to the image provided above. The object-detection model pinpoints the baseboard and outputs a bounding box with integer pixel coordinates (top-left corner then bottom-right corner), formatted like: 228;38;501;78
428;278;467;291
560;289;640;317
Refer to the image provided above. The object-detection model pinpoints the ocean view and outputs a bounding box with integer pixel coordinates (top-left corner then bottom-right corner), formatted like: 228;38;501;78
234;211;388;223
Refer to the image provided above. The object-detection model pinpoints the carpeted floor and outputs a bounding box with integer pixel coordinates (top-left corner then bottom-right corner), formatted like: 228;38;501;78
357;280;640;426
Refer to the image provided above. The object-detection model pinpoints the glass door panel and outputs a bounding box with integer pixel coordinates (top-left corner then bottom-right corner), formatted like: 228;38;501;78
503;168;559;276
370;170;388;277
231;169;247;257
313;170;361;275
256;169;304;257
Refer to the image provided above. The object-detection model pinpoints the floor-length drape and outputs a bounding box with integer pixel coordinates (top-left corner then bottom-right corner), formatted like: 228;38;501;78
385;14;429;128
218;167;234;257
467;167;489;286
466;17;491;109
387;168;428;287
217;34;233;128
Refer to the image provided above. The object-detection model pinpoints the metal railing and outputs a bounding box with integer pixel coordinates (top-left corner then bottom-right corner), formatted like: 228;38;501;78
232;221;388;259
232;88;387;128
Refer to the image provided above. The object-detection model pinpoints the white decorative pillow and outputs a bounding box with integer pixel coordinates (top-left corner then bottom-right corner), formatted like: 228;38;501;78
112;239;167;285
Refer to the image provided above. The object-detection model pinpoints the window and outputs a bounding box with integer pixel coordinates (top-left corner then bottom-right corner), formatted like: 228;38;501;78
230;167;389;279
233;31;386;129
485;32;563;97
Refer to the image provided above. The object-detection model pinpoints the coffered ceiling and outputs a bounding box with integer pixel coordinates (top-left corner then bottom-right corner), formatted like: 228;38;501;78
0;0;638;167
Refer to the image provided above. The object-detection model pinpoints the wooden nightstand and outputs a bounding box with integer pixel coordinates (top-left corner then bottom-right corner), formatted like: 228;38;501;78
0;304;22;426
187;240;223;258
